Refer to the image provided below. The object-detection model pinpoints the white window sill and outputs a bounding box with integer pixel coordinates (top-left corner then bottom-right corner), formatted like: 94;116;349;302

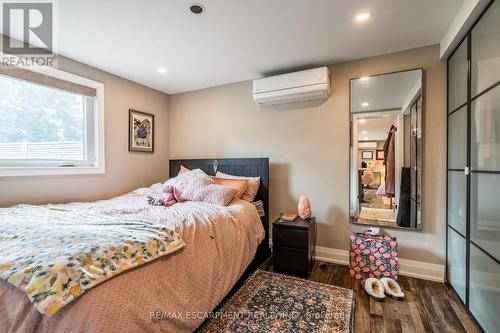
0;165;105;177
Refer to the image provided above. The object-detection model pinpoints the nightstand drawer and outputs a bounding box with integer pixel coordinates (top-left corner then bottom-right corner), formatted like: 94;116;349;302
273;228;308;249
273;245;308;275
272;216;316;277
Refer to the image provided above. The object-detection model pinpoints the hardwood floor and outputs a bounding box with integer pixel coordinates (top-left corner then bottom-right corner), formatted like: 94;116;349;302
260;259;481;333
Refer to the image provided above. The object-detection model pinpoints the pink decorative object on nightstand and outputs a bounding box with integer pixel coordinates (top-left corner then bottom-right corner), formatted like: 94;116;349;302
298;196;311;219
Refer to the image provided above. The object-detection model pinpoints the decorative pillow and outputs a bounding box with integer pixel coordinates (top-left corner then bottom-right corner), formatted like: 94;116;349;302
178;176;238;206
178;165;191;175
210;177;249;200
215;171;260;202
164;168;213;193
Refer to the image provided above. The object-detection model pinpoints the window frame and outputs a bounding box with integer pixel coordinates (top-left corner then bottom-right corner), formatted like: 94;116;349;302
0;65;105;177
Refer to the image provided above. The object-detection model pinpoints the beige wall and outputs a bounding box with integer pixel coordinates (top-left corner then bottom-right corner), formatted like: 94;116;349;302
170;45;447;265
0;56;171;206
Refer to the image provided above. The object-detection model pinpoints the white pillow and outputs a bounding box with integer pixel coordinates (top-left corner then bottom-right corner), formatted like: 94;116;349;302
163;169;213;193
178;176;238;206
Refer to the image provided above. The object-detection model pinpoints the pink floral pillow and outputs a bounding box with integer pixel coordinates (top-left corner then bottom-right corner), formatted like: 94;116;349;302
178;176;238;206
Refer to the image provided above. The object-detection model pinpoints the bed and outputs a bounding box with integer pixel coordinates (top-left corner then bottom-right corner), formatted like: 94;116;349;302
0;158;271;333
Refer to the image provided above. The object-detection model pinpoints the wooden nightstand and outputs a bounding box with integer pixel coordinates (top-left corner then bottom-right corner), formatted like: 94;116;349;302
272;216;316;277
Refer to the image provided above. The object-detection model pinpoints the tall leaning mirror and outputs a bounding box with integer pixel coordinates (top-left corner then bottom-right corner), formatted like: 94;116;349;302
349;69;423;230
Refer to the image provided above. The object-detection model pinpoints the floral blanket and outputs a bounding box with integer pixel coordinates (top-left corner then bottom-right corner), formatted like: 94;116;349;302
0;205;185;317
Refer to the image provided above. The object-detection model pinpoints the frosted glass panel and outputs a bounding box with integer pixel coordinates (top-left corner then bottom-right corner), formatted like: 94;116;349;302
470;245;500;333
448;171;467;235
471;173;500;261
448;106;467;169
449;39;468;112
447;228;466;302
471;85;500;171
471;0;500;97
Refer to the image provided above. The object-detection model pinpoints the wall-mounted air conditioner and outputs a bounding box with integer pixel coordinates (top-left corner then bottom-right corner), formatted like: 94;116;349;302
253;67;331;106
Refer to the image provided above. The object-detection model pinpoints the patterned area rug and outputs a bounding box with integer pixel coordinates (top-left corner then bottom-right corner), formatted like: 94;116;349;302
199;270;355;333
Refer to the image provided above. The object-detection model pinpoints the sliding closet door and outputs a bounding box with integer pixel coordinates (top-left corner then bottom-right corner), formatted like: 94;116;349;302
469;1;500;331
447;36;468;304
448;1;500;331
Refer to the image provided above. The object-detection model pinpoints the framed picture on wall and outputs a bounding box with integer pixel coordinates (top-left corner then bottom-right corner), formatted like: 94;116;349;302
361;151;373;160
129;109;154;153
376;149;385;160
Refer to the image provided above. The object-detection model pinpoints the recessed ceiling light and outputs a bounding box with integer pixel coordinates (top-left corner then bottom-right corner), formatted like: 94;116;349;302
355;12;371;22
359;119;366;123
157;67;167;74
190;3;204;14
362;102;369;107
360;76;370;81
362;130;368;134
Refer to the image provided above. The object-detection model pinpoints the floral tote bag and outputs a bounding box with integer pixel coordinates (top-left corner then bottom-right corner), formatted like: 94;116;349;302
349;232;399;280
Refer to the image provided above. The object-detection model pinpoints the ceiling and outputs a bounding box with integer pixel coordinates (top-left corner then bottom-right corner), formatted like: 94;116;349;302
357;114;396;141
2;0;462;94
350;69;421;112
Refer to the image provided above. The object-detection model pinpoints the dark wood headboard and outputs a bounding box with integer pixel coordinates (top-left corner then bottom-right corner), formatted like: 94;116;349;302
169;158;271;266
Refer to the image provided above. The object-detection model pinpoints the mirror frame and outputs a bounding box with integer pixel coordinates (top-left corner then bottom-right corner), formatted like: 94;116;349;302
349;68;424;231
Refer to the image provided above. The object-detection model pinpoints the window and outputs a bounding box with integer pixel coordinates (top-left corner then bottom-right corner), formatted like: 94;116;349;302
0;66;104;176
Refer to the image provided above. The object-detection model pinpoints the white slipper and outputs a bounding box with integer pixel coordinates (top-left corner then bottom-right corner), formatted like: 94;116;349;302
380;277;405;300
362;278;385;302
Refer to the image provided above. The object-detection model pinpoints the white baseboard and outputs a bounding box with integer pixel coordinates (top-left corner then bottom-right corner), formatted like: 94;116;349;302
314;246;350;265
314;246;445;282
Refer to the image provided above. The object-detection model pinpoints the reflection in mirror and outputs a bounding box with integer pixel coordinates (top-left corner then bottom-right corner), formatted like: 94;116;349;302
350;69;423;229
